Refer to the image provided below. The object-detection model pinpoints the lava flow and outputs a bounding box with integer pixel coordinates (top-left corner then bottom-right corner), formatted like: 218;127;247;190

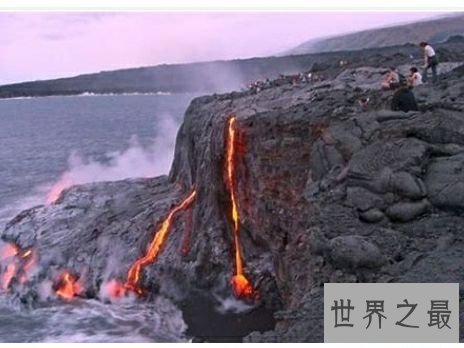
124;189;197;294
225;115;257;299
55;271;82;300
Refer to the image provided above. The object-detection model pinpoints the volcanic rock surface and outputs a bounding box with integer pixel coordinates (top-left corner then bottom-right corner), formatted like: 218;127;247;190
2;42;464;342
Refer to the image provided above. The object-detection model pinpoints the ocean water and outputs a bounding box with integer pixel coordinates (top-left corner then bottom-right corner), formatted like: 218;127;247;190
0;94;195;228
0;296;189;342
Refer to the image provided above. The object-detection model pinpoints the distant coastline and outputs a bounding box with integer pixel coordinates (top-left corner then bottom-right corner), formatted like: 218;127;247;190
0;91;175;101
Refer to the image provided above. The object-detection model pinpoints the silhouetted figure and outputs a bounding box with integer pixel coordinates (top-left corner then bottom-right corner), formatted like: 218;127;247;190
419;41;439;84
391;84;419;112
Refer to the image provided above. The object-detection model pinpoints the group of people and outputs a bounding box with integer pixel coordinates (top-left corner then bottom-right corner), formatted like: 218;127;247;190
383;42;439;112
248;41;440;114
248;79;271;94
382;41;439;89
381;66;423;90
247;71;327;94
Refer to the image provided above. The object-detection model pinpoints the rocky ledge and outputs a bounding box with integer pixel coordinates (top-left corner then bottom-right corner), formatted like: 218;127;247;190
2;45;464;342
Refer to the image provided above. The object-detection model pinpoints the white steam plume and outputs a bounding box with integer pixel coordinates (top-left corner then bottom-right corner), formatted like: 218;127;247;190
46;113;179;204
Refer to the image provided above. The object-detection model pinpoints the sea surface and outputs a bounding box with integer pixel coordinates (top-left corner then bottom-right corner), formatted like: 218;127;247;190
0;93;196;342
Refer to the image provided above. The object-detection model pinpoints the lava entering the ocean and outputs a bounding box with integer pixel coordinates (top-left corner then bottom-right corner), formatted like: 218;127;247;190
124;190;197;294
225;115;257;299
55;271;82;300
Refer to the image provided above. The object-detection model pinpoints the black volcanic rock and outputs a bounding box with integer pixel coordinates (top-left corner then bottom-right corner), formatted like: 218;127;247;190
2;43;464;342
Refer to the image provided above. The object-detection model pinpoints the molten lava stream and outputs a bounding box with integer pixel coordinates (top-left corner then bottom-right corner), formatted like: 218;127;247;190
225;115;257;299
56;271;82;300
124;190;197;294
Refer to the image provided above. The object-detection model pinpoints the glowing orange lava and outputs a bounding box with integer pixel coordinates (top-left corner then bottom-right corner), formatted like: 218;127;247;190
225;115;257;299
124;190;197;294
0;244;38;289
232;274;256;298
56;271;82;300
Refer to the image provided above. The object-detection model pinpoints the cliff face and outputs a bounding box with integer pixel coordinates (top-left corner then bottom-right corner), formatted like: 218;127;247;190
2;48;464;341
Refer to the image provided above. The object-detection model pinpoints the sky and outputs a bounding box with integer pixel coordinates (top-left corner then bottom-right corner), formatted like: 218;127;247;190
0;11;451;84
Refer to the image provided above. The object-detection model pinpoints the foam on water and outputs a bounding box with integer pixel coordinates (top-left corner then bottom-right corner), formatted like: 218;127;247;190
214;295;255;314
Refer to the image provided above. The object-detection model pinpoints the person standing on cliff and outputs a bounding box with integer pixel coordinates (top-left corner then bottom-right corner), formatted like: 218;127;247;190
420;42;439;84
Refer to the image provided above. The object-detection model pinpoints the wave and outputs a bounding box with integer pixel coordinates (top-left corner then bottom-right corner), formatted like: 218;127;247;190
76;91;173;97
0;96;34;101
0;91;174;101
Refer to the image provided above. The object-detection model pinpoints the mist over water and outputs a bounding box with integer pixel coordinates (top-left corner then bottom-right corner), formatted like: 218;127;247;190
46;115;179;203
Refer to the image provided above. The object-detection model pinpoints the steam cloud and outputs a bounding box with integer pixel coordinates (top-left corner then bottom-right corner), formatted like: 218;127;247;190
46;114;180;204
